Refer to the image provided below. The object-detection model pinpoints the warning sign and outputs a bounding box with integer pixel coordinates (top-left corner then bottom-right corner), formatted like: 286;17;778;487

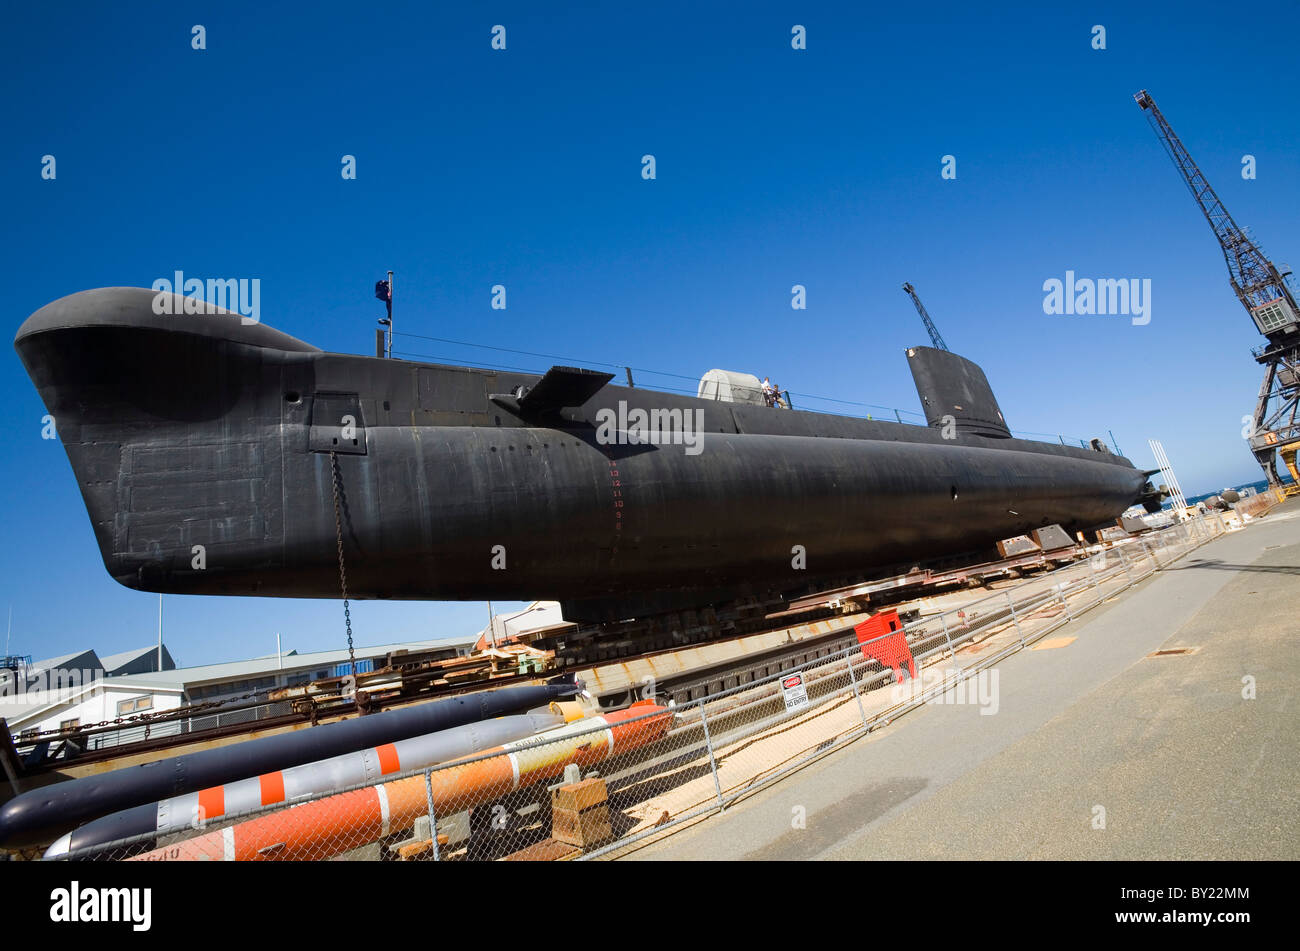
781;671;810;713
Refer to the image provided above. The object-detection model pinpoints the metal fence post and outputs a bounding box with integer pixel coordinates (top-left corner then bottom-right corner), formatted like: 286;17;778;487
1004;591;1024;645
845;649;869;728
939;614;958;661
1118;544;1134;584
424;768;441;862
1058;582;1074;621
697;699;727;811
1143;538;1160;570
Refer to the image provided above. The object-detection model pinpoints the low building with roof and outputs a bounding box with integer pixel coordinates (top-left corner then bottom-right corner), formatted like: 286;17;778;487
470;601;573;652
1;635;476;756
99;645;176;678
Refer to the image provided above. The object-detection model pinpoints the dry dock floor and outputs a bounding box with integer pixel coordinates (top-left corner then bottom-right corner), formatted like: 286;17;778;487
628;500;1300;860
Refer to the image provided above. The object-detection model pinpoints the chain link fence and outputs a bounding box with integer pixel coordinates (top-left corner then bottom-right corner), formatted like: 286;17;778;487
46;510;1248;862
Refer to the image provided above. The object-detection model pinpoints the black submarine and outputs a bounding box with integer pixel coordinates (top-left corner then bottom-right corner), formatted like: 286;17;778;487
15;287;1159;625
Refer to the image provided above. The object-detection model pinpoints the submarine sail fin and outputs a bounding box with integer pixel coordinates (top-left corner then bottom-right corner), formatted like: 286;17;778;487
516;365;613;416
906;346;1011;439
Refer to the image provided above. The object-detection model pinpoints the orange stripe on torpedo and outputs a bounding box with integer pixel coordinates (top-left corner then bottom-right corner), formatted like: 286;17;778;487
197;786;225;821
259;771;286;806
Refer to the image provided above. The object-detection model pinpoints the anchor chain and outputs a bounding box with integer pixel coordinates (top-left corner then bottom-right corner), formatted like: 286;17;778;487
329;451;357;685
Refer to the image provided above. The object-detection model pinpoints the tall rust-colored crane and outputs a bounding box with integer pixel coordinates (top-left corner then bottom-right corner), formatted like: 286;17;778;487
1135;89;1300;488
902;282;948;351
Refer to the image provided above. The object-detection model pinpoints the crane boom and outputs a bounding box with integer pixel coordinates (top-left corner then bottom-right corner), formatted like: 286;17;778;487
1135;89;1300;489
1134;89;1299;341
902;282;948;351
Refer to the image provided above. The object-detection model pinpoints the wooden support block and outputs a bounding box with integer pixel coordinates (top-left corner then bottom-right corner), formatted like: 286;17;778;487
393;833;449;860
504;838;581;861
551;777;608;813
397;840;433;860
550;777;613;847
551;804;613;848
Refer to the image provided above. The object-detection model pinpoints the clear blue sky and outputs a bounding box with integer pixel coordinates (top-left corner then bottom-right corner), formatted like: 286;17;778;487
2;1;1297;667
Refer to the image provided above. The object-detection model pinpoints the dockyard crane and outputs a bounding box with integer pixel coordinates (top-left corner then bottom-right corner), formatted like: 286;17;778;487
1135;89;1300;489
902;282;948;351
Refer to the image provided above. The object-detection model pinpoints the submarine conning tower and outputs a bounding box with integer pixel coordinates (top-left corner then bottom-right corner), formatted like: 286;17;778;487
906;346;1011;439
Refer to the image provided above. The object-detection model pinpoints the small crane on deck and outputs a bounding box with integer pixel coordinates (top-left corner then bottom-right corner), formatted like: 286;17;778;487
902;282;948;351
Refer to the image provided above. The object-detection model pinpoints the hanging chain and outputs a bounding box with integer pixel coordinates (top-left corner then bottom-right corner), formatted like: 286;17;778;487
329;451;357;682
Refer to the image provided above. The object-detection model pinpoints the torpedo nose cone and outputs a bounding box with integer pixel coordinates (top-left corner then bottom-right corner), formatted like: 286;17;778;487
0;791;50;850
43;832;73;860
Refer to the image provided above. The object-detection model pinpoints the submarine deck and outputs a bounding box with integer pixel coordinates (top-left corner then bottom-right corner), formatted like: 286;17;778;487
623;498;1300;861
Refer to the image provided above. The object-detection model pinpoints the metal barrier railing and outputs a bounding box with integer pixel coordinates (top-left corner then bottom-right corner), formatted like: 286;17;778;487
46;510;1246;863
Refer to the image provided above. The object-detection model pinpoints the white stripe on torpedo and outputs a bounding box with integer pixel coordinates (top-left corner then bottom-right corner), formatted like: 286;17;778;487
376;785;391;838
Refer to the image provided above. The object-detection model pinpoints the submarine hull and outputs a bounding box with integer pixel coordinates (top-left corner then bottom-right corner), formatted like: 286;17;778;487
15;288;1149;618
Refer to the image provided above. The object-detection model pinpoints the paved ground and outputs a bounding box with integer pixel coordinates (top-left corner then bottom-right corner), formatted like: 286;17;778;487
629;503;1300;860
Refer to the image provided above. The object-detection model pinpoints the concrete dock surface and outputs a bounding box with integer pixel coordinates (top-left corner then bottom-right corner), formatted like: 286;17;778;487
629;501;1300;860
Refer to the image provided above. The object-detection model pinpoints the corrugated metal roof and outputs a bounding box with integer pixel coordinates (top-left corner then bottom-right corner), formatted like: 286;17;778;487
99;645;172;673
28;649;102;674
107;636;476;691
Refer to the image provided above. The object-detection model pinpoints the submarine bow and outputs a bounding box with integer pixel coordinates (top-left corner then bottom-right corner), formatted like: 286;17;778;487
16;286;1151;619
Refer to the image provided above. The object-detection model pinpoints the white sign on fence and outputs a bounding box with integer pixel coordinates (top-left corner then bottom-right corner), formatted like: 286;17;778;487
781;671;810;713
